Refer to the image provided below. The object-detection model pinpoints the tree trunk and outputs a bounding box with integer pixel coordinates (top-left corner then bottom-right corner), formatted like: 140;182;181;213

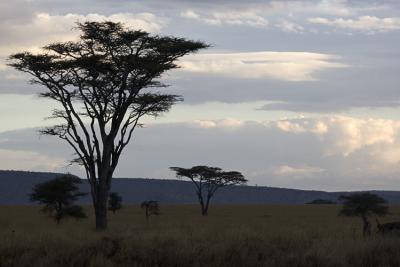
94;182;110;231
91;150;114;231
201;207;208;216
202;196;211;216
362;215;371;238
95;199;108;230
198;195;208;216
56;202;62;224
145;208;149;223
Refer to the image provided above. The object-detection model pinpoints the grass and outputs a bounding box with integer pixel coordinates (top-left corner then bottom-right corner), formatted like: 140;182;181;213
1;204;400;266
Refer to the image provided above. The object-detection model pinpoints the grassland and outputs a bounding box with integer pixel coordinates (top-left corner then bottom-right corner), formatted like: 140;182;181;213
1;204;400;267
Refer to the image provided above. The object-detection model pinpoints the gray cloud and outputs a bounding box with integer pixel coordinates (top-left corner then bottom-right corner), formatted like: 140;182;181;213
1;116;400;191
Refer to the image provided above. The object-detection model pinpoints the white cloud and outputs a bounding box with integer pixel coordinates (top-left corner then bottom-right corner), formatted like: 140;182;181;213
273;116;400;157
275;118;328;134
275;20;304;33
180;9;200;19
179;1;396;34
147;118;245;130
273;165;325;178
275;120;307;133
308;16;400;33
156;115;400;167
264;0;353;17
193;119;244;129
194;120;217;129
179;51;346;81
180;9;268;27
0;11;169;79
180;0;355;28
0;12;168;57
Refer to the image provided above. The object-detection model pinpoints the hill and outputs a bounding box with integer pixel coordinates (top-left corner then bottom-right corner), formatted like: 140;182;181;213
1;170;400;204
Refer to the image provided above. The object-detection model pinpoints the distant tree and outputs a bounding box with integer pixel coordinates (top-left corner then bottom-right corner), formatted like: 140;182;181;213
140;200;159;223
9;21;208;230
170;166;247;216
108;192;123;214
306;199;336;204
30;174;87;224
339;192;388;237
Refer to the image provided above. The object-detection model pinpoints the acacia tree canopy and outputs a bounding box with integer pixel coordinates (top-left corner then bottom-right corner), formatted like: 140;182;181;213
30;174;87;224
170;166;247;215
9;21;208;230
339;193;388;217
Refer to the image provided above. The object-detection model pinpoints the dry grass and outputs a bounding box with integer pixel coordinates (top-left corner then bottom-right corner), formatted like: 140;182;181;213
1;204;400;266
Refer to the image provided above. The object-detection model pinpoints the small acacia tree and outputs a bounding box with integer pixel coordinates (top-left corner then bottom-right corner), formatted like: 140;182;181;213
170;166;247;216
30;174;87;224
140;200;160;223
9;21;208;230
339;192;388;237
108;192;122;214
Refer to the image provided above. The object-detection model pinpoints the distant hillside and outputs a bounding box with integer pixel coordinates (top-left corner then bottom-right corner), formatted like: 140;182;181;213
2;170;400;204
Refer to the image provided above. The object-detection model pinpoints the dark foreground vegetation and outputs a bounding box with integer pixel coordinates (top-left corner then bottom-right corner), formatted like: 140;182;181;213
2;204;400;267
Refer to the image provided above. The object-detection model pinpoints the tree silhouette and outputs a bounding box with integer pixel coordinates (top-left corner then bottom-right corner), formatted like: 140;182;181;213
170;166;247;216
339;192;388;237
140;200;159;223
306;199;336;204
108;192;122;214
9;21;208;230
30;174;87;224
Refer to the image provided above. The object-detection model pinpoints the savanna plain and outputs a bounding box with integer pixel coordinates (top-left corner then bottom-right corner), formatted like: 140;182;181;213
1;204;400;267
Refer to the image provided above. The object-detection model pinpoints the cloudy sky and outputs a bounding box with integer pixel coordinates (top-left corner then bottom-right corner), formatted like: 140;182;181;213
1;0;400;191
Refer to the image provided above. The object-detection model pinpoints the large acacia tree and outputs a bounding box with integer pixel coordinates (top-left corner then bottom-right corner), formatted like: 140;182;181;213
9;21;208;230
170;166;247;216
339;192;388;237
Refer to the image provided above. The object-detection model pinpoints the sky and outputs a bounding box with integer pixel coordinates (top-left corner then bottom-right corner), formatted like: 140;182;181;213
0;0;400;191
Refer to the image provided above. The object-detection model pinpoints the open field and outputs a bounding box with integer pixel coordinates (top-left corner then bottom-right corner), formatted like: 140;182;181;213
1;204;400;267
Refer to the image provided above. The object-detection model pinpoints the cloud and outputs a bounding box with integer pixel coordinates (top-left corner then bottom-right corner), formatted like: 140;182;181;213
275;119;327;134
1;0;399;115
0;148;66;172
308;16;400;33
178;1;360;31
264;0;354;17
273;165;325;178
180;9;268;27
178;1;399;35
2;115;400;190
272;116;400;157
0;11;169;91
172;0;390;19
193;119;244;128
0;12;168;57
179;51;346;81
180;0;356;24
275;20;304;33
